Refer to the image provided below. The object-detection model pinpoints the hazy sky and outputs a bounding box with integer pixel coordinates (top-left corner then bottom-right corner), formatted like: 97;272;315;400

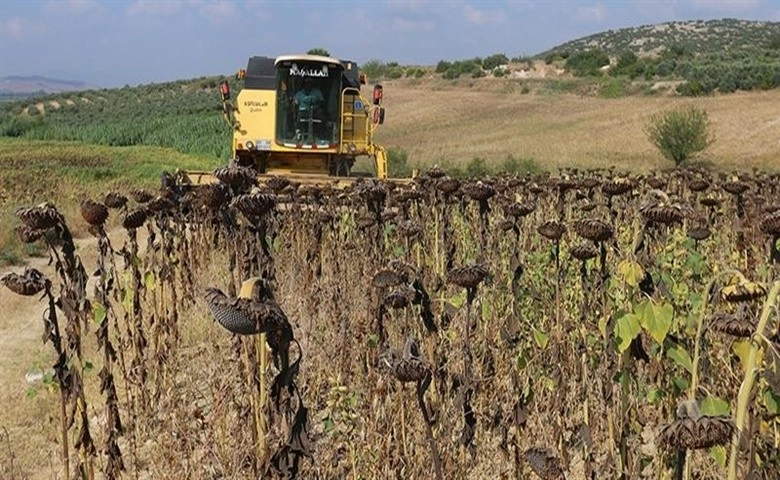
1;0;779;87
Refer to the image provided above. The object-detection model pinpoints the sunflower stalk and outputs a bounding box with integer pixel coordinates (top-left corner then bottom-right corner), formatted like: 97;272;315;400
727;280;780;480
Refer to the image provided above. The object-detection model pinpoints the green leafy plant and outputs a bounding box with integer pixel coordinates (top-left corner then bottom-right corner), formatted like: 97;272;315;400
644;105;714;165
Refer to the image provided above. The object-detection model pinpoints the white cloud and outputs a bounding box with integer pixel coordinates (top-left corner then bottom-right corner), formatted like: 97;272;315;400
462;4;505;25
198;1;237;22
0;17;46;39
45;0;99;15
391;16;435;33
577;3;607;22
691;0;762;11
126;0;184;17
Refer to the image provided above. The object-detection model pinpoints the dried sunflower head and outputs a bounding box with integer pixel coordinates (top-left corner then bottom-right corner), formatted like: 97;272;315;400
573;217;613;243
504;201;536;219
699;196;720;208
601;177;635;197
355;213;376;230
382;287;415;309
426;164;447;179
435;176;460;195
537;220;566;241
129;189;153;204
80;199;109;226
580;177;600;189
707;312;755;338
14;225;46;244
639;202;689;226
103;191;128;209
646;176;666;189
447;263;490;289
554;176;578;192
720;276;767;303
230;192;276;221
722;180;749;196
524;447;564;480
398;220;422;238
371;269;404;289
358;181;388;203
122;208;148;230
687;227;711;241
379;338;431;383
759;211;780;237
213;165;257;189
265;175;290;194
16;202;62;231
380;209;398;223
688;178;710;192
145;195;175;214
658;400;735;451
462;181;496;202
570;242;599;261
1;268;50;296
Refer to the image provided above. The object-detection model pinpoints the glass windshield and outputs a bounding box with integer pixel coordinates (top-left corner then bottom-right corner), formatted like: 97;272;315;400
276;61;341;147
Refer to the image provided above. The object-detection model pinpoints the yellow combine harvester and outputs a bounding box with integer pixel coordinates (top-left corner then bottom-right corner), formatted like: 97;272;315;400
183;54;388;185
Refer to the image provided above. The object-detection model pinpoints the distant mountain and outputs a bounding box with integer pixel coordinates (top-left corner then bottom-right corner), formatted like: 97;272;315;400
0;75;99;95
537;18;780;58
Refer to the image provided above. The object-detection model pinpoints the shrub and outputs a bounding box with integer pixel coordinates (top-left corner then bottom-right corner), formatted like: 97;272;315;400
483;53;509;71
565;49;610;76
644;105;714;165
599;77;627;98
386;67;404;79
435;60;452;73
465;157;489;177
307;47;331;57
387;147;412;177
499;155;542;174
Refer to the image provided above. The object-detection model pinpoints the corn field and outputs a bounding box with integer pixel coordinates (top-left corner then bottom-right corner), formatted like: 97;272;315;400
3;165;780;479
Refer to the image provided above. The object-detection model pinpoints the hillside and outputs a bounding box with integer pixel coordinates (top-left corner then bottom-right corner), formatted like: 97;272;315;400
0;76;231;159
0;75;98;95
538;18;780;58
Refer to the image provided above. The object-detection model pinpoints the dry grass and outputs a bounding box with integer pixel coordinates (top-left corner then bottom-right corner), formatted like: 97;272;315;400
376;77;780;172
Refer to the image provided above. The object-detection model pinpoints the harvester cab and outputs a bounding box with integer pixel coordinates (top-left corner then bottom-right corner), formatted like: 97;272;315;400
199;54;388;185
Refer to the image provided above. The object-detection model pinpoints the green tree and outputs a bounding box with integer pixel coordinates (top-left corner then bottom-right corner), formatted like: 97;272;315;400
644;106;714;165
564;49;610;76
307;47;331;57
483;53;509;70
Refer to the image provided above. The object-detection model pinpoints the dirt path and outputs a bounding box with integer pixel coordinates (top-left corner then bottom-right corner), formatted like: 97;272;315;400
0;229;134;478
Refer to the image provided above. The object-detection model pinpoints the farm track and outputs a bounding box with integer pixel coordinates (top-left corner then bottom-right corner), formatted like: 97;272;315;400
0;228;146;479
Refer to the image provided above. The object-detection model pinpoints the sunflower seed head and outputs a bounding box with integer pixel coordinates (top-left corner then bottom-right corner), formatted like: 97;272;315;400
447;263;490;289
1;267;50;296
80;199;109;226
537;220;566;241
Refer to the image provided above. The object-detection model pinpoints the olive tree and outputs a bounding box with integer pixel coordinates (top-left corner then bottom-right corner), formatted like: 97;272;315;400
644;105;715;165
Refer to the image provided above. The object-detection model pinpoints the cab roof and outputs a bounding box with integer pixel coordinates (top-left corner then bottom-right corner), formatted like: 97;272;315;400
275;54;343;66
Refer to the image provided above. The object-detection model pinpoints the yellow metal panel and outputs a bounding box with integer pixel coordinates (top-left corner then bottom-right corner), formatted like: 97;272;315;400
234;89;276;154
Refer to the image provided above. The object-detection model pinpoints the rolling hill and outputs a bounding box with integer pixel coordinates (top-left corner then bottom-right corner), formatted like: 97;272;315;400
538;18;780;58
0;75;98;96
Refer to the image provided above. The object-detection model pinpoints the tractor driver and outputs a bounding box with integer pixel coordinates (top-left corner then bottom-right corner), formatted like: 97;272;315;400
294;78;324;117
